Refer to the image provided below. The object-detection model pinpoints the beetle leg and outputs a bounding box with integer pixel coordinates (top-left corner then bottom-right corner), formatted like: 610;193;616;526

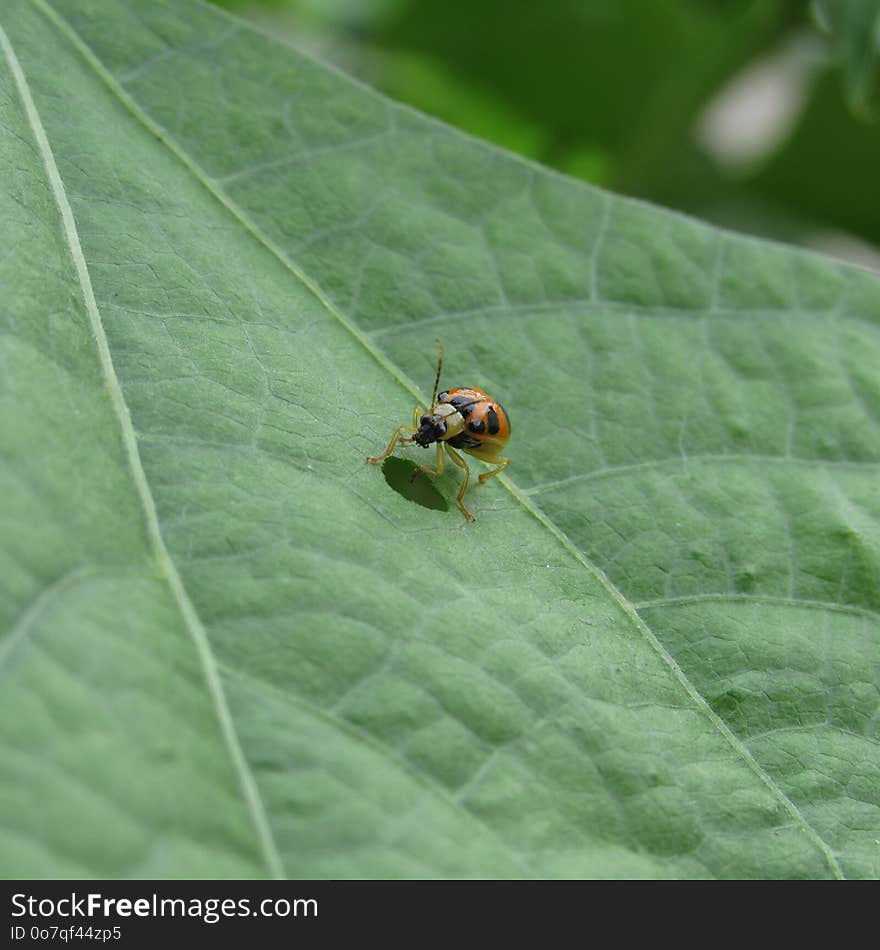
411;440;444;482
444;444;475;522
366;423;416;464
478;458;509;484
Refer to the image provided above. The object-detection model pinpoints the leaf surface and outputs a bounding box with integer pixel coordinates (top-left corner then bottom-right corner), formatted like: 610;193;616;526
1;0;878;878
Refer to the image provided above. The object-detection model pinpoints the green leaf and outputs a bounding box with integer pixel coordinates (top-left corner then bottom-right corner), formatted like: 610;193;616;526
1;0;878;879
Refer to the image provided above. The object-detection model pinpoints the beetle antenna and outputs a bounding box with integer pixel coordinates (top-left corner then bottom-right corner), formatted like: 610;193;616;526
430;339;443;412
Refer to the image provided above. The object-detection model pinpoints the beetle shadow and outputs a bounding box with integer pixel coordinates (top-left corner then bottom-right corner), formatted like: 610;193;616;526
380;456;448;513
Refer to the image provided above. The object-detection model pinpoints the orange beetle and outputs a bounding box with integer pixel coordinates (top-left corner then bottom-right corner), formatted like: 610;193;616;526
367;342;510;521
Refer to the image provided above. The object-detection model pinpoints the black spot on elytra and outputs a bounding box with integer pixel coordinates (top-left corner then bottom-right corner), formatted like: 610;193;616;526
449;393;475;416
486;405;500;435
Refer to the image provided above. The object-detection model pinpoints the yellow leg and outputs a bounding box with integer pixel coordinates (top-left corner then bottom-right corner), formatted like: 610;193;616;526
411;441;444;482
478;457;509;484
367;424;415;464
445;444;475;522
366;407;423;464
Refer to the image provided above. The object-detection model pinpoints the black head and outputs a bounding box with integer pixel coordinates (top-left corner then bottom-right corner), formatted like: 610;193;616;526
413;413;446;447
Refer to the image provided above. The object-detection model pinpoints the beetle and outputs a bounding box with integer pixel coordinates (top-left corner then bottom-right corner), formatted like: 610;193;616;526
366;341;510;521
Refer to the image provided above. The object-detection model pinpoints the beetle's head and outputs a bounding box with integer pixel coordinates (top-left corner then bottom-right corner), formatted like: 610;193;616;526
413;412;446;447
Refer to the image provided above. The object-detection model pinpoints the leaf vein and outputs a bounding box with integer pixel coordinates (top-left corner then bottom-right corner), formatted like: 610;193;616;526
502;479;846;878
0;568;99;673
634;593;880;625
30;0;849;879
525;453;880;494
217;661;535;877
3;12;285;881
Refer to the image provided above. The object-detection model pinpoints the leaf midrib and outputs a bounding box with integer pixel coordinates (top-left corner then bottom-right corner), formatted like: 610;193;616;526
27;0;847;879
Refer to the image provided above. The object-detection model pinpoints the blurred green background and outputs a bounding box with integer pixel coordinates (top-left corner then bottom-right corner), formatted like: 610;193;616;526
210;0;880;272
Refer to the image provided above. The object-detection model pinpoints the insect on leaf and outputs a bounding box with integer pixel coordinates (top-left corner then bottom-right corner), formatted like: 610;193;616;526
0;0;878;878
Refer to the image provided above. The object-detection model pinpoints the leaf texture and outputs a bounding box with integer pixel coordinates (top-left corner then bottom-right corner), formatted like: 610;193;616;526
1;0;878;878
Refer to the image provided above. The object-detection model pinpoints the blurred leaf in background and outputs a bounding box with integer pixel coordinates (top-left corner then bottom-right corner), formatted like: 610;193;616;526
814;0;880;115
213;0;880;270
